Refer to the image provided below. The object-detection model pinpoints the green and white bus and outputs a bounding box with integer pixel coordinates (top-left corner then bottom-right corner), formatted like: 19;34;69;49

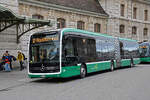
139;42;150;63
28;28;140;78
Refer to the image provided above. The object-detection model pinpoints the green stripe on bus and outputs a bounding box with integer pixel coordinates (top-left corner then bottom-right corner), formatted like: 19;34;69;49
28;58;139;78
28;66;81;78
86;61;111;73
133;58;141;64
28;61;113;78
140;57;150;62
121;59;131;67
114;60;117;68
59;66;81;78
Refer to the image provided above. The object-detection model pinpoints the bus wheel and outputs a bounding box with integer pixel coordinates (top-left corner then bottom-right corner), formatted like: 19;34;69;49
110;62;114;71
80;64;87;78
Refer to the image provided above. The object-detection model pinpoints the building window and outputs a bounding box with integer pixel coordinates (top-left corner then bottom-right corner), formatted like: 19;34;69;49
144;10;148;21
143;28;148;36
120;4;125;17
132;26;137;35
77;21;85;30
133;7;137;19
32;14;44;20
120;25;125;33
94;23;101;33
57;18;66;29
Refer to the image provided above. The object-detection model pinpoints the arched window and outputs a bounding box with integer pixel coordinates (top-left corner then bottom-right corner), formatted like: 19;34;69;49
143;28;148;36
57;18;66;29
132;26;137;35
119;24;125;33
144;10;148;21
120;4;125;17
77;21;85;30
133;7;137;19
94;23;101;33
32;14;44;20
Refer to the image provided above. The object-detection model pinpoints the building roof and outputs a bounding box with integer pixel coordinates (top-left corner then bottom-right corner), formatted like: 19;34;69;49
33;0;108;16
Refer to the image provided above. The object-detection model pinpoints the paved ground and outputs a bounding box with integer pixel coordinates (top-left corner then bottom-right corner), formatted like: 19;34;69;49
0;64;150;100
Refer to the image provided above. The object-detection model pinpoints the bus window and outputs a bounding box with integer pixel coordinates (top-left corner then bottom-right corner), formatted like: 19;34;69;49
64;38;74;57
77;38;85;57
39;49;47;60
122;41;129;59
31;46;39;62
83;38;88;55
90;39;96;57
107;42;115;59
87;39;96;61
96;40;104;61
96;38;108;61
120;41;124;59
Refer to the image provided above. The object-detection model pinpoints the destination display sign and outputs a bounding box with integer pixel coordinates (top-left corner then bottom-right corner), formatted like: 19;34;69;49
140;46;147;49
32;35;59;44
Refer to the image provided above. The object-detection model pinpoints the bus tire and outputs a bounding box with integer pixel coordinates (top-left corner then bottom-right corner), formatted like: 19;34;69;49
110;61;114;71
80;64;87;78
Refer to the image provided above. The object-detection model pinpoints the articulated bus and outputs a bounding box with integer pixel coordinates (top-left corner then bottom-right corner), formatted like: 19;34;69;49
28;28;140;78
139;42;150;63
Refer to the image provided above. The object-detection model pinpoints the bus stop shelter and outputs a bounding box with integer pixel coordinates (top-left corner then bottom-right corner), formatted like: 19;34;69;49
0;5;51;43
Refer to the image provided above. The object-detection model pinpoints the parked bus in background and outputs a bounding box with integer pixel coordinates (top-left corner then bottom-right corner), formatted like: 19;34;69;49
28;28;140;78
139;42;150;63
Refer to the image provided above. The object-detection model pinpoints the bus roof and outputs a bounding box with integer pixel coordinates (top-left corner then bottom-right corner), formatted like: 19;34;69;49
62;28;137;42
31;28;137;42
62;28;114;38
119;37;137;42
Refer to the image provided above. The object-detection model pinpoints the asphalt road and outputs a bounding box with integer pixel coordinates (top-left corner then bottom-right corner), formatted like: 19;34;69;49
0;64;150;100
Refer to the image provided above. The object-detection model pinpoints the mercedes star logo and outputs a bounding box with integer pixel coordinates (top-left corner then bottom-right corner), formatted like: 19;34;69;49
41;64;45;71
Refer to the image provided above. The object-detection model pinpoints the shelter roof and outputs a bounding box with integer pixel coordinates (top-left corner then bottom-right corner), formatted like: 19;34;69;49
0;5;50;43
0;5;50;24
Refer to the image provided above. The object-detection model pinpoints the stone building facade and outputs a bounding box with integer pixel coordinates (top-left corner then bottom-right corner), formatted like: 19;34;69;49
18;0;108;33
0;0;18;13
99;0;150;42
0;0;21;57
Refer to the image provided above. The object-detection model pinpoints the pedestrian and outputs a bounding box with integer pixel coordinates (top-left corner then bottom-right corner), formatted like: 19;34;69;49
2;51;13;70
17;51;24;71
0;63;2;71
21;52;27;69
0;58;4;71
3;53;11;72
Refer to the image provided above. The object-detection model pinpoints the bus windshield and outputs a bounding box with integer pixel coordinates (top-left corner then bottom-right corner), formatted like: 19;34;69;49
30;32;60;63
139;45;150;57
